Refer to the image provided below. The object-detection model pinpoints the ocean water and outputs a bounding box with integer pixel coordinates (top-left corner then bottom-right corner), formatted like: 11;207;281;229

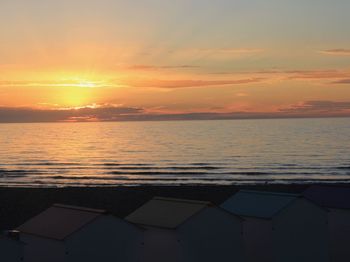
0;118;349;187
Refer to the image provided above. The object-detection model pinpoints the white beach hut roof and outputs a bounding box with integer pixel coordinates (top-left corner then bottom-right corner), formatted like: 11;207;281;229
125;197;211;229
17;204;106;240
221;190;299;218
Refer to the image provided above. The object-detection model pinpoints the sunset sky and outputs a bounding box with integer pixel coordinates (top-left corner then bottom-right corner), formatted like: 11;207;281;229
1;0;350;122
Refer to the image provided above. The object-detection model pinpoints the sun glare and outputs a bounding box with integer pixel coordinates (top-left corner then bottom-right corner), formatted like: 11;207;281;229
76;81;97;88
59;78;101;88
54;73;108;88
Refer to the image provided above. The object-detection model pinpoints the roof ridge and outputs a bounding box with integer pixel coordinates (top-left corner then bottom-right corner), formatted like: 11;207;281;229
53;204;106;214
153;197;211;205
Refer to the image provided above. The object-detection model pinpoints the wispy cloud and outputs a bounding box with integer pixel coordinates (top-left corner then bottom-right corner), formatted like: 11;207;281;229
196;48;264;55
212;69;350;83
283;70;350;84
1;100;349;123
126;64;200;71
332;79;350;84
286;70;350;80
0;80;115;88
125;78;263;89
280;101;350;114
0;104;143;123
5;68;347;90
173;48;264;60
0;75;263;90
319;49;350;56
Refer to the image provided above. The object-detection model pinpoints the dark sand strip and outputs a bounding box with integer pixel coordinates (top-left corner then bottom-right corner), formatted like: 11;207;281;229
2;184;350;231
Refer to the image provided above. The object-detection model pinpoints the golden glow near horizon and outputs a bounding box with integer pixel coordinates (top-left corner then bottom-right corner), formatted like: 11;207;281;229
0;0;350;119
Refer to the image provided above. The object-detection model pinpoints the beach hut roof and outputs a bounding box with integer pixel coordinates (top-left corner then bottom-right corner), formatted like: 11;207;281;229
221;190;299;218
303;185;350;209
125;197;211;229
17;204;106;240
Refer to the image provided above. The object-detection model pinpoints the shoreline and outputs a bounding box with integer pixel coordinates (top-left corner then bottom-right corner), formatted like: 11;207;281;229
1;183;349;231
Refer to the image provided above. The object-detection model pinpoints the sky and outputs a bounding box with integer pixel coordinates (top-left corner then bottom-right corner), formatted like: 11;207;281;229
0;0;350;122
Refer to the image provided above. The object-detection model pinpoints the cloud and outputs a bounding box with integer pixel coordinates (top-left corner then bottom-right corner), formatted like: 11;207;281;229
1;100;349;123
125;78;263;89
280;101;350;114
285;70;349;80
173;48;264;60
281;69;350;84
212;69;350;83
332;79;350;84
0;80;112;88
255;69;350;80
122;68;350;88
0;75;263;90
198;48;264;55
0;105;144;123
126;65;200;71
266;69;350;84
319;49;350;56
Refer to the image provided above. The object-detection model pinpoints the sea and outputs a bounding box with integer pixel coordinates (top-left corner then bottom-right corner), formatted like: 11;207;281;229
0;118;349;187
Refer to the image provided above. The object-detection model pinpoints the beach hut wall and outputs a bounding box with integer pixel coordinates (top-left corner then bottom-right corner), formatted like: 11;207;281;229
303;186;350;262
126;197;246;262
221;190;330;262
17;203;143;262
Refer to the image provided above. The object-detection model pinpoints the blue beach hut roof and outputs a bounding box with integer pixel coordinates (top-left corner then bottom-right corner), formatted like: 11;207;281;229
221;190;299;218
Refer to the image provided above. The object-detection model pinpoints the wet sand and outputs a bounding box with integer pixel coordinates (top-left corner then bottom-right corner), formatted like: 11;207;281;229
0;184;348;230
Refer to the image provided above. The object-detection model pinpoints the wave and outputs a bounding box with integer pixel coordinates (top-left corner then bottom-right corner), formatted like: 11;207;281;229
14;162;83;166
0;169;45;178
1;161;350;187
99;163;154;167
336;166;350;170
2;177;349;188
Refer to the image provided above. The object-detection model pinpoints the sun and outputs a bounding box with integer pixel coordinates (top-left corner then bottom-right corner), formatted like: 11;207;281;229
61;88;91;107
31;72;112;108
57;77;101;106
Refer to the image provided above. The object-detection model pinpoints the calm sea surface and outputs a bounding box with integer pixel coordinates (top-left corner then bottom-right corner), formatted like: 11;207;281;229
0;118;350;187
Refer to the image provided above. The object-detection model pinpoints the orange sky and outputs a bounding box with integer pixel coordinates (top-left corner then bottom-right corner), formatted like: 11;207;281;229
0;0;350;122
